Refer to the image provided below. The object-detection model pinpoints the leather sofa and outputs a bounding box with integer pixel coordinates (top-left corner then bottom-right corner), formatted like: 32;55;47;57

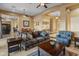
20;31;49;50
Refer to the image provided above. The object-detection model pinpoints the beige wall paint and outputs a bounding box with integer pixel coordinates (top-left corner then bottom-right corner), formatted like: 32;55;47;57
50;16;59;33
71;16;79;31
59;7;67;31
70;16;79;37
10;15;33;36
34;15;51;31
0;15;2;38
18;16;33;31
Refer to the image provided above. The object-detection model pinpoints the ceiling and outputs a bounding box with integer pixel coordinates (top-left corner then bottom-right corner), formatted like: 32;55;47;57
49;11;60;16
0;3;61;16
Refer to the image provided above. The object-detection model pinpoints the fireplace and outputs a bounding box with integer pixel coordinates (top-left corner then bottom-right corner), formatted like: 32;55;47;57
2;24;11;35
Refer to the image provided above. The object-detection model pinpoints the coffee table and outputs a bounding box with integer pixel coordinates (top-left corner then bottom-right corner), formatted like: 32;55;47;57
39;40;64;56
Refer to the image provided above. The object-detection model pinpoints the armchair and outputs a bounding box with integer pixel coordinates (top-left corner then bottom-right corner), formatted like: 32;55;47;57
56;31;73;46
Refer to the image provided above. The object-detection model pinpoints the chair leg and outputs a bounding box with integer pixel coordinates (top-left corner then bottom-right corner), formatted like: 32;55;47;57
25;48;27;51
25;46;28;51
63;46;65;56
74;41;76;47
8;52;10;56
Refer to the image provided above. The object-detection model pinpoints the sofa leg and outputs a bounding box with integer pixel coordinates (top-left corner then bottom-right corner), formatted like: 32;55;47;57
25;48;27;51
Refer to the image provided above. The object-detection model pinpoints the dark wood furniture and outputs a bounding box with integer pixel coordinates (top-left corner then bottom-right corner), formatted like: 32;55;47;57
7;38;22;56
39;41;64;56
74;37;79;47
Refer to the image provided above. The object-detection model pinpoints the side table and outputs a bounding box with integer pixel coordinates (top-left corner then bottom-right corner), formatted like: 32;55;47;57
74;37;79;47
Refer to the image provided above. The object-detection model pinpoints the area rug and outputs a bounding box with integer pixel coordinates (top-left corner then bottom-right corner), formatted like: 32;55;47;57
28;48;51;56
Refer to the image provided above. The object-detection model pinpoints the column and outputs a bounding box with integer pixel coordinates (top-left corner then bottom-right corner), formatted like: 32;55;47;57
60;7;66;31
0;16;2;38
66;9;71;31
50;16;53;33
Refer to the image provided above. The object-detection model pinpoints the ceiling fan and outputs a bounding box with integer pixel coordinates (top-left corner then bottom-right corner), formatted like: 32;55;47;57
36;3;48;8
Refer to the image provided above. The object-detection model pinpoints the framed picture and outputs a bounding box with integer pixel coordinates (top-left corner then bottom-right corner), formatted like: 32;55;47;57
42;21;49;25
23;20;29;27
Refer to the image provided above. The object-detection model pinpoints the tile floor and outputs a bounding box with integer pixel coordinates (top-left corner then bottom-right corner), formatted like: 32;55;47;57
0;37;39;56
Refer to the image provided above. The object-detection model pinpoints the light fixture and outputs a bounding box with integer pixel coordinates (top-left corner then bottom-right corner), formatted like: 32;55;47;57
56;16;59;19
36;3;47;8
36;0;48;8
67;9;70;12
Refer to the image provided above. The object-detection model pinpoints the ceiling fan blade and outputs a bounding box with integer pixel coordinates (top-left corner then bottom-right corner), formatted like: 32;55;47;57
44;4;47;8
36;4;40;8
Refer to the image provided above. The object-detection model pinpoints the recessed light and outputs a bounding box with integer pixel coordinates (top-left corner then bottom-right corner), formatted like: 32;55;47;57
23;9;27;12
12;6;16;8
11;6;16;12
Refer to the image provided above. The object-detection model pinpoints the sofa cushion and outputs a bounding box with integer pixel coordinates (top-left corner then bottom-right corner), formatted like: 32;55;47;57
32;31;39;38
40;31;48;37
36;37;45;42
21;33;27;40
26;33;33;40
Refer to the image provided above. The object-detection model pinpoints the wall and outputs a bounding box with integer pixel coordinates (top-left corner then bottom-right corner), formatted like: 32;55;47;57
70;14;79;37
0;13;33;37
18;15;33;31
0;19;2;38
71;16;79;31
34;15;51;31
5;15;33;36
0;9;33;32
66;7;79;37
0;4;79;38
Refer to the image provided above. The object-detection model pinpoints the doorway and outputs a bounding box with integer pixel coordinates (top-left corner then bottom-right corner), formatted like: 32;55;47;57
2;24;11;35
